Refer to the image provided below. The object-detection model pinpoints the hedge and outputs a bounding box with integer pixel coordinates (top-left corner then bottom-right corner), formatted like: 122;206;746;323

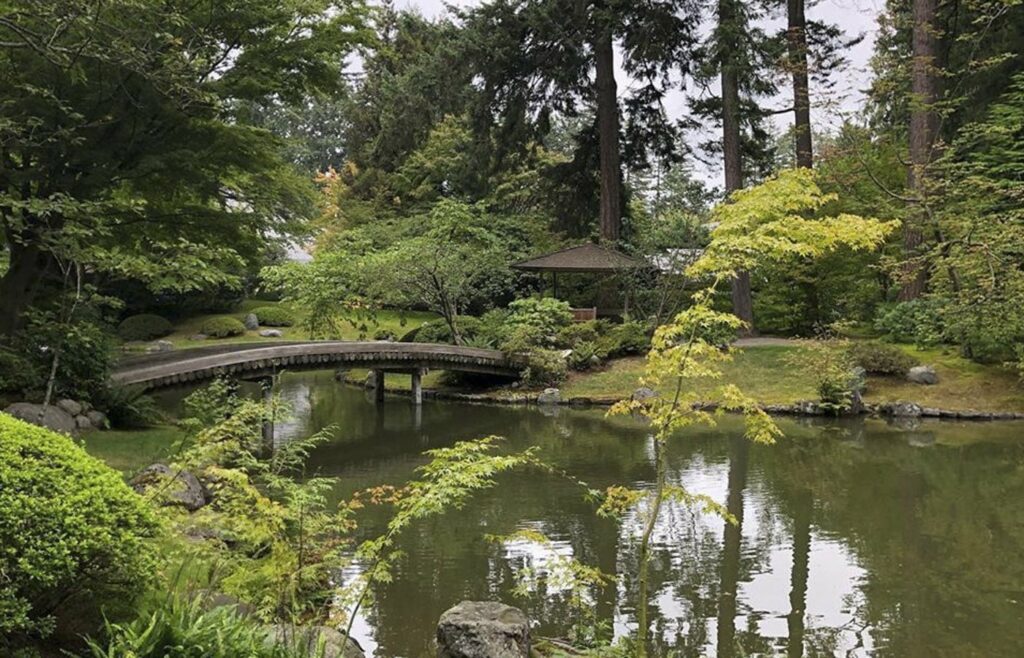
252;306;294;327
0;413;156;639
201;316;247;338
117;314;173;342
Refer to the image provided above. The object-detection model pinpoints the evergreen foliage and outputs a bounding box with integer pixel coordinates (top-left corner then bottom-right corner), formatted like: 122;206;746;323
117;314;174;342
251;306;295;328
201;317;247;338
0;414;156;641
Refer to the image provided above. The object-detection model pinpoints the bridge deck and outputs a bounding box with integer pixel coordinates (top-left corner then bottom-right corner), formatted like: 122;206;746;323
113;341;525;390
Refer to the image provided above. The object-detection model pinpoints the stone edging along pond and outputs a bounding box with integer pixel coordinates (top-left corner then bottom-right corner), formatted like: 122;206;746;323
347;376;1024;421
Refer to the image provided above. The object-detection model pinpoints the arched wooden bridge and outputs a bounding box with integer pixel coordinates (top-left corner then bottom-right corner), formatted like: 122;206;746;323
112;341;526;394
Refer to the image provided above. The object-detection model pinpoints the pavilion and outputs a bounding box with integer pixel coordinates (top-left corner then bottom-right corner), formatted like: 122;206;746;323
512;243;645;319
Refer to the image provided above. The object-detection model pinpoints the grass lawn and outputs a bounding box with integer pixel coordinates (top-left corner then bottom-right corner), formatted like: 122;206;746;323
154;300;439;349
562;345;819;404
80;425;187;475
561;343;1024;412
869;344;1024;412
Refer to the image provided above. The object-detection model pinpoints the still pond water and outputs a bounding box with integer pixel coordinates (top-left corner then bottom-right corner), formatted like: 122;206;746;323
92;371;1024;657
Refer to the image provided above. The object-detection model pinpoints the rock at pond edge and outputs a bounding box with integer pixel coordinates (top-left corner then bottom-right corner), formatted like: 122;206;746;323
437;601;530;658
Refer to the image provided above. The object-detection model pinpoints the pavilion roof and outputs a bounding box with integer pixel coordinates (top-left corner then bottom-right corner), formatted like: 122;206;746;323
512;243;645;273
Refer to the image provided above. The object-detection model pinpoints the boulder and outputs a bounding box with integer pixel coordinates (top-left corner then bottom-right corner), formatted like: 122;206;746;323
86;409;109;429
881;401;923;418
130;463;206;511
57;398;83;416
259;329;283;338
536;388;561;405
631;387;657;402
189;333;208;341
437;601;530;658
907;365;939;385
244;313;260;330
4;402;77;435
74;414;93;430
194;590;257;619
146;340;175;353
793;401;823;416
262;624;364;658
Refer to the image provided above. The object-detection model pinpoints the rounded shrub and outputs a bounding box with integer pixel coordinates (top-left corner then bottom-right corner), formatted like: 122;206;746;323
605;321;651;356
557;320;602;349
117;314;173;342
847;340;919;375
507;298;573;337
200;316;247;338
251;306;294;327
521;348;569;387
0;413;156;639
568;341;601;371
401;318;481;344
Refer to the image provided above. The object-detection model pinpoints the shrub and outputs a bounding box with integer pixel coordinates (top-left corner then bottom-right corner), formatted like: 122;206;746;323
201;316;247;338
557;320;603;348
507;298;573;338
874;299;944;346
521;348;568;387
251;306;294;327
0;347;41;395
476;309;512;347
117;314;173;342
604;321;651;357
373;328;397;341
84;596;304;658
0;414;156;639
94;384;163;428
568;341;601;371
796;340;857;415
18;313;116;404
847;340;919;375
500;324;547;353
402;317;481;344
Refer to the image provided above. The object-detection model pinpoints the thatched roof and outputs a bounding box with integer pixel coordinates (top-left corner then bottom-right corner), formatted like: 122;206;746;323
512;243;645;273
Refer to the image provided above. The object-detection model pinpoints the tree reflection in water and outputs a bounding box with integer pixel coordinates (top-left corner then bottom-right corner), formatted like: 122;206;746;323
139;371;1024;658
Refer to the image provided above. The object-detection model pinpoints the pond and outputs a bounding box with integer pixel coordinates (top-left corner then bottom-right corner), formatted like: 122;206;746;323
87;371;1024;657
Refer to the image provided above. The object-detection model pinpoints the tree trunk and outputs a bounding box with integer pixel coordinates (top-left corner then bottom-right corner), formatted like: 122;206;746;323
900;0;940;301
0;241;48;338
720;0;756;335
594;28;622;243
787;0;813;169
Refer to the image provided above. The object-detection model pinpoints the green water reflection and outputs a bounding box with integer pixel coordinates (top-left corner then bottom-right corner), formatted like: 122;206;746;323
98;371;1024;657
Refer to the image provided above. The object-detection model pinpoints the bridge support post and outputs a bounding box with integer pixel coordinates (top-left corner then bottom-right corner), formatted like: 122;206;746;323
373;369;386;404
260;376;275;450
411;368;424;405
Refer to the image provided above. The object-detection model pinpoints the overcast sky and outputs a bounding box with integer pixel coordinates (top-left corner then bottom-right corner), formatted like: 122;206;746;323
393;0;886;185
